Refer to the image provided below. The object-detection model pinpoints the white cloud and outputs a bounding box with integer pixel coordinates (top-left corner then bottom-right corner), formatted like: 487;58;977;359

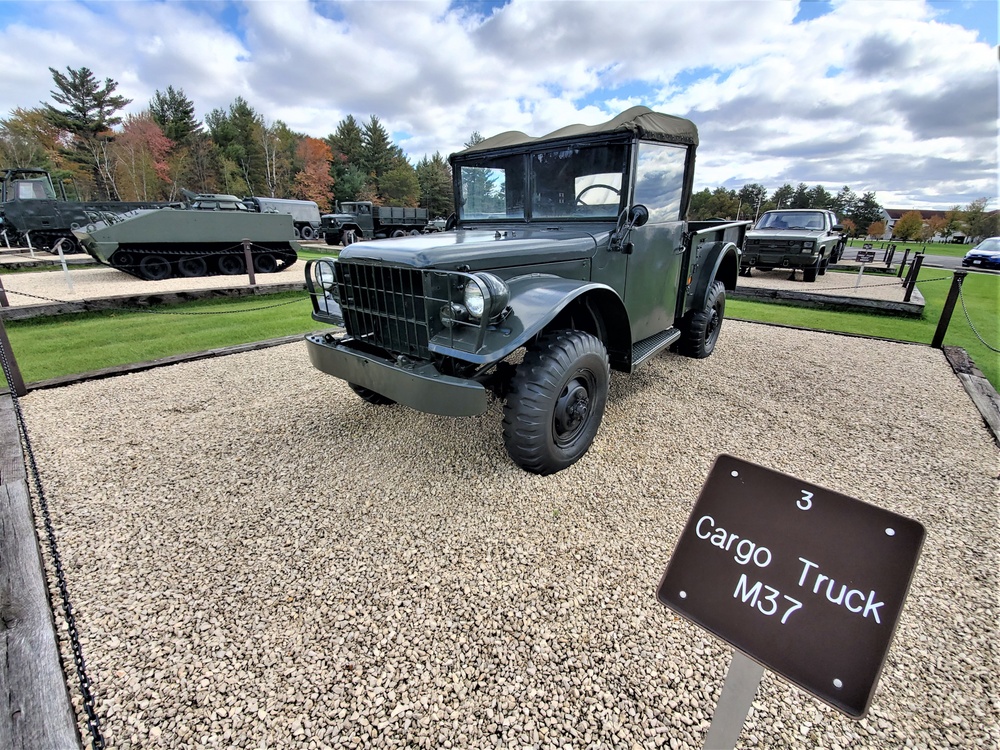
1;0;995;208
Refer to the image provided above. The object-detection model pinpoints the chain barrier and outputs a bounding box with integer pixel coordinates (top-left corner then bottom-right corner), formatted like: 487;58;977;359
0;345;106;749
958;276;1000;353
810;275;952;293
0;286;310;315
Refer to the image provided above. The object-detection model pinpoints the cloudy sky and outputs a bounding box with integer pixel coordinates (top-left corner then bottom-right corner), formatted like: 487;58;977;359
2;0;996;209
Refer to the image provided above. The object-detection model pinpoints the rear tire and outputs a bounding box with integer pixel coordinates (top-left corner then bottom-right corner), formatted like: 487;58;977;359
300;225;315;240
349;383;395;405
502;330;610;475
679;280;725;358
391;229;405;238
341;229;356;246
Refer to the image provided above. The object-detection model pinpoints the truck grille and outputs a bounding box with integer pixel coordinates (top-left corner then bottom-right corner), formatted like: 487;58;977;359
334;262;434;359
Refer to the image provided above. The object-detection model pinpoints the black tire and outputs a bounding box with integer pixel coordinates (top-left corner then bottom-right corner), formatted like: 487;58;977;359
341;229;356;246
409;229;421;236
325;232;338;246
293;226;301;239
300;225;315;240
138;254;172;281
217;254;245;275
803;264;818;282
253;253;278;274
502;330;610;475
349;383;395;405
679;280;726;359
177;256;208;277
391;229;405;238
819;256;828;276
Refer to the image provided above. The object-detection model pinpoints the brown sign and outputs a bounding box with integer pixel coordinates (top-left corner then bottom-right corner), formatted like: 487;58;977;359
657;454;924;718
856;250;876;263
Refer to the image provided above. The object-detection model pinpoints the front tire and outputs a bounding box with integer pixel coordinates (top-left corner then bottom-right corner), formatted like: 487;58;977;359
679;280;726;358
803;263;819;282
502;330;610;475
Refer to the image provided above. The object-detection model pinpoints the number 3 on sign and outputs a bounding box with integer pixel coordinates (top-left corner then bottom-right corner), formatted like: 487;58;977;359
797;490;813;511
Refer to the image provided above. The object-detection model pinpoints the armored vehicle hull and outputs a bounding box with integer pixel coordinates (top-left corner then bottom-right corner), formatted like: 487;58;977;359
73;207;299;280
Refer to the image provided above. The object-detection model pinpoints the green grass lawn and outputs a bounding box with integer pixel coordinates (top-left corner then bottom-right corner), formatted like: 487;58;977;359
729;267;1000;388
2;290;320;386
845;238;972;259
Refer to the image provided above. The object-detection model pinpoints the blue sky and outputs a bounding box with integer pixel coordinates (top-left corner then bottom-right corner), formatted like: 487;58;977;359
1;0;996;209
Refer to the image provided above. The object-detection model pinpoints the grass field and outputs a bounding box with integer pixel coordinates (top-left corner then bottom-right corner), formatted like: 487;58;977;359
845;238;973;259
2;267;997;393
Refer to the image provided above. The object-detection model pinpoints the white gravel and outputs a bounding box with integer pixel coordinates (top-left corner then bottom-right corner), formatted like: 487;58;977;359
736;267;927;303
16;321;999;749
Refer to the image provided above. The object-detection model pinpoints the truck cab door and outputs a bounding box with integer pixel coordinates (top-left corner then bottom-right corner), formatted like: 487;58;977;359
621;142;689;342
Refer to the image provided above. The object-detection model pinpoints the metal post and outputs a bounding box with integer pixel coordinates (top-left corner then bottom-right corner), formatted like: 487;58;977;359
885;248;895;268
855;263;866;288
0;317;27;396
702;651;765;750
931;271;968;349
54;238;74;293
0;275;8;307
897;249;910;278
1;229;9;249
903;254;924;302
24;230;35;258
242;239;257;287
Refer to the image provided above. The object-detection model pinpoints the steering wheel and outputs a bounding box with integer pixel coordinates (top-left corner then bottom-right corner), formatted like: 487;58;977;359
574;183;621;205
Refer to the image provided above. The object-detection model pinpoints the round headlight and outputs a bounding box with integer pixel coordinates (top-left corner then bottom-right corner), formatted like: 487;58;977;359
464;279;486;318
316;261;336;291
464;272;510;322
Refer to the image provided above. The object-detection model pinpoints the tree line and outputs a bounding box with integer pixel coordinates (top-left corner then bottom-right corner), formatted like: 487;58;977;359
0;66;455;217
690;182;996;241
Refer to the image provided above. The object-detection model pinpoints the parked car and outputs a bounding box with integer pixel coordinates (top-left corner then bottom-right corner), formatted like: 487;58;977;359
961;237;1000;270
741;208;845;281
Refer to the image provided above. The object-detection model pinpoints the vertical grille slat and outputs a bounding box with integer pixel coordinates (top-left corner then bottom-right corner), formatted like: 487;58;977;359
335;261;433;358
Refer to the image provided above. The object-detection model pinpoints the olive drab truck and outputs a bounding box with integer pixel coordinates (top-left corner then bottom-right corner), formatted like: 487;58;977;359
304;106;746;475
321;202;430;245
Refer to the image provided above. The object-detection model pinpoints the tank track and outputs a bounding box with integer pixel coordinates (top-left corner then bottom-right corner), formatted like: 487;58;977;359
103;243;298;280
11;228;82;254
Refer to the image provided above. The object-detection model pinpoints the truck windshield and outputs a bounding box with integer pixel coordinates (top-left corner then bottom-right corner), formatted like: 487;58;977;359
12;178;57;201
457;142;628;222
756;211;826;230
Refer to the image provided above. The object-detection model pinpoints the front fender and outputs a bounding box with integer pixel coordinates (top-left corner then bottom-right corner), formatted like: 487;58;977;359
429;274;625;364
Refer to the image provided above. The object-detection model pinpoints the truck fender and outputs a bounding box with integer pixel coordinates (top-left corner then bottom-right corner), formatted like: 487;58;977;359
440;275;629;364
689;241;741;310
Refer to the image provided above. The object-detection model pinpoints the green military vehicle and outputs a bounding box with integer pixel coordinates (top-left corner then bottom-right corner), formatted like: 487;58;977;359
304;106;746;474
321;201;430;245
741;208;846;281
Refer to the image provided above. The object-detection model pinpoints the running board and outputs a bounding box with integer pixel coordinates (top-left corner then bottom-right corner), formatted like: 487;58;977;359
631;327;681;370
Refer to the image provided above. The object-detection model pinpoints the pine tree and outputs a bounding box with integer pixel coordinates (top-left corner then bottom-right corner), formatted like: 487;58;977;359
43;66;132;199
149;86;202;144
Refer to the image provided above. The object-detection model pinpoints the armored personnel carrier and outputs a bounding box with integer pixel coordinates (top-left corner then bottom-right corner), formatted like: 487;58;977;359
73;194;299;280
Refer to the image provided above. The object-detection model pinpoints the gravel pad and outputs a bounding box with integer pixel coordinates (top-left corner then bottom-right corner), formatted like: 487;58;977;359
18;321;998;749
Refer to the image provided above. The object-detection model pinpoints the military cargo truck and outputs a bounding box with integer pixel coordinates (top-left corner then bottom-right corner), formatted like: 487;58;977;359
321;201;430;245
242;196;322;240
304;106;746;474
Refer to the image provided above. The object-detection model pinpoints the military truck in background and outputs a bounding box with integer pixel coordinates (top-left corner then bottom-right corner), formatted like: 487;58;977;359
242;196;322;240
304;106;746;475
321;201;430;245
0;167;177;253
741;208;846;281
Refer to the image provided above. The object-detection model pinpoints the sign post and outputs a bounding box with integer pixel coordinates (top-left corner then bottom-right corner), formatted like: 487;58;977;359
657;455;924;744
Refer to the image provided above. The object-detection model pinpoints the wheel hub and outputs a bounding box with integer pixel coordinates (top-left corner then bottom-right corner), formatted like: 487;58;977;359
555;380;590;438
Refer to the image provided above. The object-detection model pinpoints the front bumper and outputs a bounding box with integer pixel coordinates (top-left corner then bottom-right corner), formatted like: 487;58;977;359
305;333;489;417
962;256;1000;269
742;251;818;269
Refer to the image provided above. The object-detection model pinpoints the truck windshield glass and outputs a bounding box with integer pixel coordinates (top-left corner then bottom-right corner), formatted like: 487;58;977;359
457;143;627;222
756;211;826;230
532;144;626;219
14;178;57;201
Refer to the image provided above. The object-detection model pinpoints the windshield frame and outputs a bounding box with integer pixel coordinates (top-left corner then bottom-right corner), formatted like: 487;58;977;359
754;211;828;231
452;135;632;225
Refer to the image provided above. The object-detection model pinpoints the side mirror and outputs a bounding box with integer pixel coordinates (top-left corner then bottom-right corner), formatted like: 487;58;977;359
832;224;844;233
630;204;649;228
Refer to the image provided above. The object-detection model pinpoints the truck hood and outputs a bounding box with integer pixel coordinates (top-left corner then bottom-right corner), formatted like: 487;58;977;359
338;228;604;271
747;228;827;241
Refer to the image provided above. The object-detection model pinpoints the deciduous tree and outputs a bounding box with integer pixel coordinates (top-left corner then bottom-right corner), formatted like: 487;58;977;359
111;111;172;200
892;211;924;241
293;136;334;209
867;220;886;238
